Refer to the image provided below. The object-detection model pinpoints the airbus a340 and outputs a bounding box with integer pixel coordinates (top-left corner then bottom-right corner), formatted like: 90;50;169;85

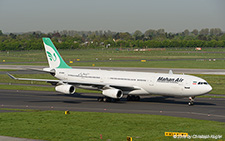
8;38;212;106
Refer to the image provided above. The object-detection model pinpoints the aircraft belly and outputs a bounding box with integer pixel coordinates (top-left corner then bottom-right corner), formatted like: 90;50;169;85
124;89;149;95
77;85;99;90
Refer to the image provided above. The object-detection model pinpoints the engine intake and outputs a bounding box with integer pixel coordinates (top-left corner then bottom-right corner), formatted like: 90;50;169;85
55;84;76;94
102;89;123;99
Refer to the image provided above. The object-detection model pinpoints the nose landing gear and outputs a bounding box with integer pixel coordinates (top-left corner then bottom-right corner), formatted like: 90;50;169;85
188;96;195;106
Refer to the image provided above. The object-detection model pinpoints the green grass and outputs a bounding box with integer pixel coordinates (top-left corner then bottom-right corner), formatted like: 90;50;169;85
71;60;225;69
1;48;225;69
0;85;55;91
0;108;40;112
0;110;224;140
0;69;18;72
1;60;225;69
194;74;225;95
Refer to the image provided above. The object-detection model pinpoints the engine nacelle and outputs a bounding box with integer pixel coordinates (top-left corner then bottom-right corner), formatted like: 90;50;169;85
55;84;76;94
102;89;123;99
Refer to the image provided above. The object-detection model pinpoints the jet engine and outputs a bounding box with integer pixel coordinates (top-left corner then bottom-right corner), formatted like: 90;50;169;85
102;89;123;99
55;84;76;94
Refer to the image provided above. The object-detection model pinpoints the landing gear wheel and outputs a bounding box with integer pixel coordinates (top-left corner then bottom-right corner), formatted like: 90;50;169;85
127;95;131;101
98;97;116;102
135;96;140;101
127;95;140;101
103;97;112;102
103;97;107;102
188;102;194;106
97;97;103;102
112;99;120;102
188;97;195;106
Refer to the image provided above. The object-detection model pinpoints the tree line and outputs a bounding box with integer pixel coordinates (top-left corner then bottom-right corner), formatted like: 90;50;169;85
0;28;225;51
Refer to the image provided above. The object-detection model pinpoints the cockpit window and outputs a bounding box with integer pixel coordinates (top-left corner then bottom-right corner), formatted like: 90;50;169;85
198;82;208;85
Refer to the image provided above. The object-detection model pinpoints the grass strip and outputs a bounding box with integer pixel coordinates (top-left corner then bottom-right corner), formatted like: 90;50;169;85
2;60;225;69
0;85;55;92
0;69;18;72
0;110;224;140
1;48;225;69
0;108;40;112
193;74;225;95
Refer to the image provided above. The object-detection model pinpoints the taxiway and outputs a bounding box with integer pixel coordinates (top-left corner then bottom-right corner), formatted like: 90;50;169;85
0;89;224;122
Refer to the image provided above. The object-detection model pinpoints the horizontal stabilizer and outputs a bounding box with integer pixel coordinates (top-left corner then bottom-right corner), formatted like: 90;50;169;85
7;73;17;80
26;68;55;73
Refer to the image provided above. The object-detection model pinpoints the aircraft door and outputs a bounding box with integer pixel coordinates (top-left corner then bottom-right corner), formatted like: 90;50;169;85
64;72;68;80
183;79;191;92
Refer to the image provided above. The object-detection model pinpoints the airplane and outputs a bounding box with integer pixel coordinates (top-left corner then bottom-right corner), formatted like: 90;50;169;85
7;37;212;106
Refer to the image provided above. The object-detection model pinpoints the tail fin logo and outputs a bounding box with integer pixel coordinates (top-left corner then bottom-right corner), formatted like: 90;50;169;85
47;51;57;62
43;37;71;69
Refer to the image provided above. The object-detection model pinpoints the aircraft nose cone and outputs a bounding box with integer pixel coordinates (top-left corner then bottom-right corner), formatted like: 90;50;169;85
205;85;212;93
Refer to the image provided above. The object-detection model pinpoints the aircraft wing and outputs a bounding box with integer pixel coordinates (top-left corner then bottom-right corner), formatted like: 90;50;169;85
7;73;60;85
7;73;139;91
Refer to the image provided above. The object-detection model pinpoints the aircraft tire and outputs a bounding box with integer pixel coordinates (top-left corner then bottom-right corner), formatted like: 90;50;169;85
112;99;120;102
135;96;140;101
98;97;103;102
127;95;140;101
188;102;193;106
103;97;112;102
103;97;107;102
127;95;131;101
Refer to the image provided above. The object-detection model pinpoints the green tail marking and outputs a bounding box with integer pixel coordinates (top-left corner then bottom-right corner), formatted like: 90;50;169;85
47;51;57;61
43;38;71;69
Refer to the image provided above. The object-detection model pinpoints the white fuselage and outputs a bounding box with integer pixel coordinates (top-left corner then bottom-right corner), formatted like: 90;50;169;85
54;68;212;97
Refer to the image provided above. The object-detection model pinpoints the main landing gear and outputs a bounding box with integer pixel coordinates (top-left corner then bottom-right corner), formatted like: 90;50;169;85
97;97;120;102
97;95;141;102
188;96;195;106
127;95;140;101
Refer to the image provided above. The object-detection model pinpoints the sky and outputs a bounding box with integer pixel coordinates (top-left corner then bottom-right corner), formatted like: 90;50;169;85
0;0;225;33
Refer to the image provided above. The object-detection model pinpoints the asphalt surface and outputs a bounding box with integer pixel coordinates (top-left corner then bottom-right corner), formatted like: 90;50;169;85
0;136;42;141
0;89;225;122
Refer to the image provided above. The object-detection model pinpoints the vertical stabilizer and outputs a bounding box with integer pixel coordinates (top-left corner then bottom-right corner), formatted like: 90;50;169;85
42;38;71;69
